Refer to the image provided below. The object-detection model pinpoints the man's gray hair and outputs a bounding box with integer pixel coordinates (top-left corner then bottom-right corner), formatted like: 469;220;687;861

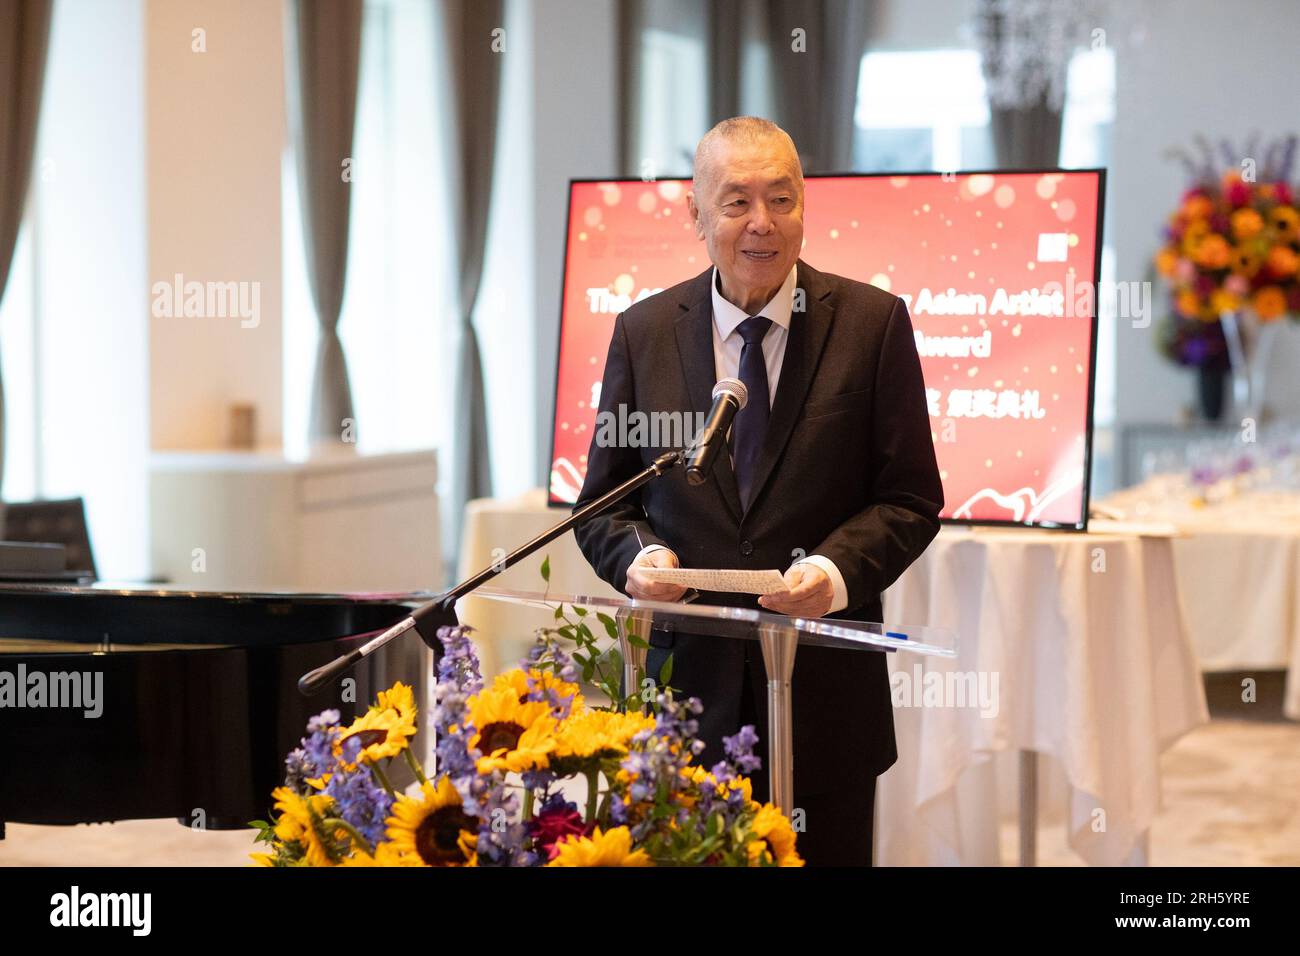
692;116;804;196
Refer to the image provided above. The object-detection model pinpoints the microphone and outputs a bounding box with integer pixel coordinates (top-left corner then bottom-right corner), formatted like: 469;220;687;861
685;378;747;486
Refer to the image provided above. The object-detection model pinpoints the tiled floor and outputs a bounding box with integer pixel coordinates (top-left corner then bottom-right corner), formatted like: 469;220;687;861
4;717;1298;867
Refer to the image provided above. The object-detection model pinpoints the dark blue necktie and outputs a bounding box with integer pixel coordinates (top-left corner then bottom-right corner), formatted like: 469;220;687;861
732;315;772;510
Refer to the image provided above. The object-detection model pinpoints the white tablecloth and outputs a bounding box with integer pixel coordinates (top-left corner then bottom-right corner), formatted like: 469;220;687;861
457;490;1209;865
1100;485;1300;720
879;529;1208;866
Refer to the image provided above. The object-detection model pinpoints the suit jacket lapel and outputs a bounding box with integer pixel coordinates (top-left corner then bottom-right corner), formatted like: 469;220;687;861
674;269;743;522
744;259;835;515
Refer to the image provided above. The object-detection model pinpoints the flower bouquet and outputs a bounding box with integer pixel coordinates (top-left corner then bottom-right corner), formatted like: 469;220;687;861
1155;136;1299;418
250;603;802;867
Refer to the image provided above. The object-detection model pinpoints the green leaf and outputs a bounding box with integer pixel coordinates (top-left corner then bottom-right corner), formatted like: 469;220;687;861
659;653;674;686
626;633;649;649
540;556;551;582
573;605;587;617
553;604;564;620
596;612;619;639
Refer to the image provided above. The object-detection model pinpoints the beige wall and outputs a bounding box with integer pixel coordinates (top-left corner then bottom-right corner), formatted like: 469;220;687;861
146;0;284;450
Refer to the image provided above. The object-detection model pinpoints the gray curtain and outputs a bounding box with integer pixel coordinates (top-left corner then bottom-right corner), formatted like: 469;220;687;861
0;0;53;489
288;0;363;445
988;95;1063;169
707;0;743;127
763;0;876;174
616;0;645;176
444;0;503;566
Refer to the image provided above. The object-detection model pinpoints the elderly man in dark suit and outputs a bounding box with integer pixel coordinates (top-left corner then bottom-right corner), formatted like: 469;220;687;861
573;116;943;866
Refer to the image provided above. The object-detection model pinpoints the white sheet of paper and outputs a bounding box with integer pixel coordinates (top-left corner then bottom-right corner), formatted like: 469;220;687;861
639;567;789;595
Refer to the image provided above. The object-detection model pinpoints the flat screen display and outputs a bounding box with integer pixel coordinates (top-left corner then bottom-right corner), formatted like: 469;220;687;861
549;170;1104;529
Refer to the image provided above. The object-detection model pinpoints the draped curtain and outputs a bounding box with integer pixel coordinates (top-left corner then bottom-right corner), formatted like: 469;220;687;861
0;0;53;489
443;0;504;563
287;0;364;446
762;0;876;174
617;0;877;176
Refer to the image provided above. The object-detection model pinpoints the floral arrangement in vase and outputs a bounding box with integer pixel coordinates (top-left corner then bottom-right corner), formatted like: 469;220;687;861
250;587;802;867
1155;135;1299;418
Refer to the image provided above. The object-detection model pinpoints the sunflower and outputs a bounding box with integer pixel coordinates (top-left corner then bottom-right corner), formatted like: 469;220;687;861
552;708;656;759
467;685;558;774
384;776;478;866
1269;205;1299;242
269;786;343;866
746;803;804;867
339;681;418;764
1229;243;1263;277
492;667;585;712
546;826;652;866
339;842;422;867
683;765;753;803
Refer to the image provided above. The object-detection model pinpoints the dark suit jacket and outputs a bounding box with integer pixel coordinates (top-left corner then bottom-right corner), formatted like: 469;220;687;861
573;258;943;788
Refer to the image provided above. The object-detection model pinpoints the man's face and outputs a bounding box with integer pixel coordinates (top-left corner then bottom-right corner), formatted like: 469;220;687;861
688;137;805;309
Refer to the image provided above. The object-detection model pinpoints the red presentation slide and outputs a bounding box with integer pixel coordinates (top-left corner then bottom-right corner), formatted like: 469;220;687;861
550;171;1103;528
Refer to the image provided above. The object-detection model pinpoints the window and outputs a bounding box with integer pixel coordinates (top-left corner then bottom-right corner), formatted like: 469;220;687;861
853;50;994;172
282;0;450;462
0;0;148;579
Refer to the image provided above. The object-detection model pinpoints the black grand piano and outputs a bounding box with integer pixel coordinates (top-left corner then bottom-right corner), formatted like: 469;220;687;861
0;582;446;837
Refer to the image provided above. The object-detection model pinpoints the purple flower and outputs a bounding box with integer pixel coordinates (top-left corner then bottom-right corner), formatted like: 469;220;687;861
324;764;393;847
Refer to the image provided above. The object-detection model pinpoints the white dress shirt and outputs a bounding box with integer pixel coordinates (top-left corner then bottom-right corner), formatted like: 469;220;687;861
634;264;849;614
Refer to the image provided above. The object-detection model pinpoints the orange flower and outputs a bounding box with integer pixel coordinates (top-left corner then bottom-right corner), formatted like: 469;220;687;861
1264;244;1298;278
1230;244;1263;277
1252;286;1288;321
1230;207;1264;241
1180;219;1210;255
1191;233;1231;270
1182;194;1214;220
1270;206;1299;241
1155;246;1180;278
1176;289;1202;318
1209;289;1241;314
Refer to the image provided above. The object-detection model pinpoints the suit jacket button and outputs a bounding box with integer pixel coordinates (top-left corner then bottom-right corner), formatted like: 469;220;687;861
740;540;754;556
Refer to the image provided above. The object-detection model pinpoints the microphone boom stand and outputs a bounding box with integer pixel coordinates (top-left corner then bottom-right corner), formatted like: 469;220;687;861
298;449;685;695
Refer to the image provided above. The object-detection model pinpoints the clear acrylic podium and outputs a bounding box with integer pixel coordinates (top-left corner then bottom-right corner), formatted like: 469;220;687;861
472;587;957;815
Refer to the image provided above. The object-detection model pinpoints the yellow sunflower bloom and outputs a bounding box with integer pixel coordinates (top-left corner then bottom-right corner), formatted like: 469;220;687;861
492;668;586;712
269;786;343;867
1269;205;1299;241
339;841;433;867
1229;244;1263;277
553;708;656;759
384;777;478;866
467;685;558;774
747;804;804;867
546;826;653;866
339;681;419;764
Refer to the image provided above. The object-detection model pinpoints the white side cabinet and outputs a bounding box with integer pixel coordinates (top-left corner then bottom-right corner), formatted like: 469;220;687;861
149;448;442;593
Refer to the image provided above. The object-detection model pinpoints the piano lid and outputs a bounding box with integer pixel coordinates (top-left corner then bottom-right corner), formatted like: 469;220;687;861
0;583;442;649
